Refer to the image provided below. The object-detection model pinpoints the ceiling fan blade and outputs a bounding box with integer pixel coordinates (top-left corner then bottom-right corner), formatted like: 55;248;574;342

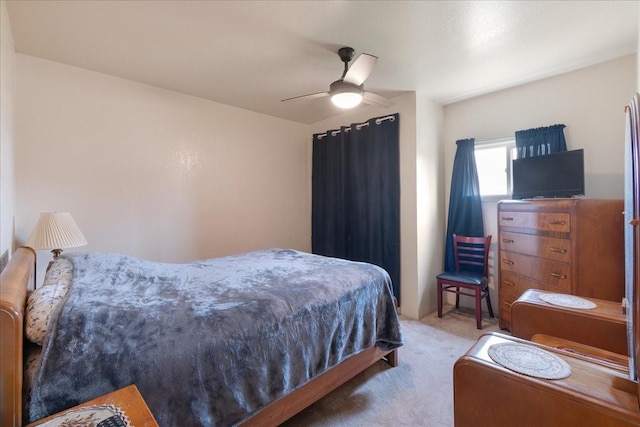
343;53;378;86
363;91;393;108
281;92;329;103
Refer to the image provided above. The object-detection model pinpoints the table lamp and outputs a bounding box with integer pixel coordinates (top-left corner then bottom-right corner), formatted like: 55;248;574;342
26;212;87;269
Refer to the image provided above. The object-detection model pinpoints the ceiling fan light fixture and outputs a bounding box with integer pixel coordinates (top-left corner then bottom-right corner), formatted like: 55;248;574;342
331;91;363;109
282;48;391;110
329;80;364;109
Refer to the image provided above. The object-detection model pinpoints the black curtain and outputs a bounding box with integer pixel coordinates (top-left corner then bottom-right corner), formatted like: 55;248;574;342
515;124;567;158
312;113;401;302
444;138;484;272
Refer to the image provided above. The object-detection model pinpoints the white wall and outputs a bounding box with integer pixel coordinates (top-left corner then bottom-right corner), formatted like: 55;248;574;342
416;95;444;318
15;55;311;280
442;54;637;312
0;0;16;260
310;93;443;319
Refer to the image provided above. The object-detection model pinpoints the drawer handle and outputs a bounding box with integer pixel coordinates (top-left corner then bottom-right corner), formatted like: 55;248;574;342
547;219;566;225
502;239;514;243
549;247;567;254
550;272;567;279
503;280;515;287
503;260;515;265
501;217;514;221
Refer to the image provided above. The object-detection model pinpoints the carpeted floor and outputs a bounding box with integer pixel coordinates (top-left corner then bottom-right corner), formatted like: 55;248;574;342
282;306;505;427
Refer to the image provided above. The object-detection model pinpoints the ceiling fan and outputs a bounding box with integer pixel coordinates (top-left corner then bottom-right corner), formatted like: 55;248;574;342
281;47;393;109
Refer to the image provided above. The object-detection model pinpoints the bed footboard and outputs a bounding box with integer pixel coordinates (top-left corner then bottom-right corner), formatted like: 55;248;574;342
242;346;397;426
0;247;35;427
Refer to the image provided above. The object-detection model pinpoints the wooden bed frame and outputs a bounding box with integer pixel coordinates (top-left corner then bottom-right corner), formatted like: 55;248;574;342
0;247;398;426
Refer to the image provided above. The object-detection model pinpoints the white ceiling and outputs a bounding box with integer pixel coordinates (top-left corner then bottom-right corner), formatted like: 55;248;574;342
6;1;639;124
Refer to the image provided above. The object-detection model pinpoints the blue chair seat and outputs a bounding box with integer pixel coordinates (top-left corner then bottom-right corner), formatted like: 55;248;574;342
436;271;486;286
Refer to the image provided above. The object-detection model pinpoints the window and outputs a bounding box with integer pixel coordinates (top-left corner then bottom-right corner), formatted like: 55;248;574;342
474;138;517;198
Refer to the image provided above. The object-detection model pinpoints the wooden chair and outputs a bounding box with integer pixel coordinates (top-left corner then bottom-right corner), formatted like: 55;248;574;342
437;234;494;329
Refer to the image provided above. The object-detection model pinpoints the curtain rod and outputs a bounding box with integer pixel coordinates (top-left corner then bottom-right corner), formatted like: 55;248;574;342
315;114;396;140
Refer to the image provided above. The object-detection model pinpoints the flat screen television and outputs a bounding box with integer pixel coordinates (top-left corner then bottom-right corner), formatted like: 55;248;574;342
512;149;585;199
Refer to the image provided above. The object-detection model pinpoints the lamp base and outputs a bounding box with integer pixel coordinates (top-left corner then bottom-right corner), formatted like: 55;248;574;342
46;248;63;272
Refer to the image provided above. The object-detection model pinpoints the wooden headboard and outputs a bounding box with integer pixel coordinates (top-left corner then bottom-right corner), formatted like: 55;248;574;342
0;247;35;427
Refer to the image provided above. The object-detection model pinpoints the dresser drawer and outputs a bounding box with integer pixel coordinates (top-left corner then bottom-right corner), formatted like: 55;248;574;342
499;271;571;329
499;301;512;328
499;271;518;298
498;211;570;233
499;231;571;263
500;252;572;291
500;271;571;297
499;272;519;328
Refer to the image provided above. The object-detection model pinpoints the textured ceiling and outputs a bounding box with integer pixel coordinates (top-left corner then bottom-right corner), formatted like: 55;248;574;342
6;1;639;124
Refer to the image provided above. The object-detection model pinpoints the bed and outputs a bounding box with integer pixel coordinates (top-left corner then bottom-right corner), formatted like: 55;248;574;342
0;247;402;426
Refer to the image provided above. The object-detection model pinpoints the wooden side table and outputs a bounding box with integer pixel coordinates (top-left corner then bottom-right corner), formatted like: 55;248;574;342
26;385;158;427
454;332;640;426
511;289;627;355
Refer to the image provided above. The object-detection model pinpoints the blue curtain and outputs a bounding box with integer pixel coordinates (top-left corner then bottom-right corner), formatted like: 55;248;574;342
312;114;401;302
515;124;567;158
444;138;484;272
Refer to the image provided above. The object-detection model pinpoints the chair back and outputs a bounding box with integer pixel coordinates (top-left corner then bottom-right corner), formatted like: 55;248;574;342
453;234;492;276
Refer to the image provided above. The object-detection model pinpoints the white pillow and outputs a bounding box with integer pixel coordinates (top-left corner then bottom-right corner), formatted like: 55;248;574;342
41;258;73;286
24;259;73;346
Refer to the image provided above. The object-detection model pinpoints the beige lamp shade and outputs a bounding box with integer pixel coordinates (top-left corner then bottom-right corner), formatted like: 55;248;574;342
26;212;87;253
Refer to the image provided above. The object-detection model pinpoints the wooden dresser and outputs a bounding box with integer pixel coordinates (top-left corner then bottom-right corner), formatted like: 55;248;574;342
498;198;624;330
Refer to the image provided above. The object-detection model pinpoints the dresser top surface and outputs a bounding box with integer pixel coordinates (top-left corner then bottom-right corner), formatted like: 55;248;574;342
498;198;623;212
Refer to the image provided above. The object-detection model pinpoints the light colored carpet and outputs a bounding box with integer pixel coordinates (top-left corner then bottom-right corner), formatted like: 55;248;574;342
282;306;504;427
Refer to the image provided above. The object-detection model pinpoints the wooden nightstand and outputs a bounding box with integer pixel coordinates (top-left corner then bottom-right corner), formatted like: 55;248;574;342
454;332;640;426
26;385;158;427
511;288;627;355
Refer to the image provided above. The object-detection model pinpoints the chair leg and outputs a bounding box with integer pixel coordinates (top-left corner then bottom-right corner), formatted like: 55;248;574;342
475;288;482;329
485;288;494;318
455;289;460;309
437;280;443;318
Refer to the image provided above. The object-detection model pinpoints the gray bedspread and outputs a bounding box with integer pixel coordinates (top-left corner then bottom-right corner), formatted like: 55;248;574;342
28;249;402;426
